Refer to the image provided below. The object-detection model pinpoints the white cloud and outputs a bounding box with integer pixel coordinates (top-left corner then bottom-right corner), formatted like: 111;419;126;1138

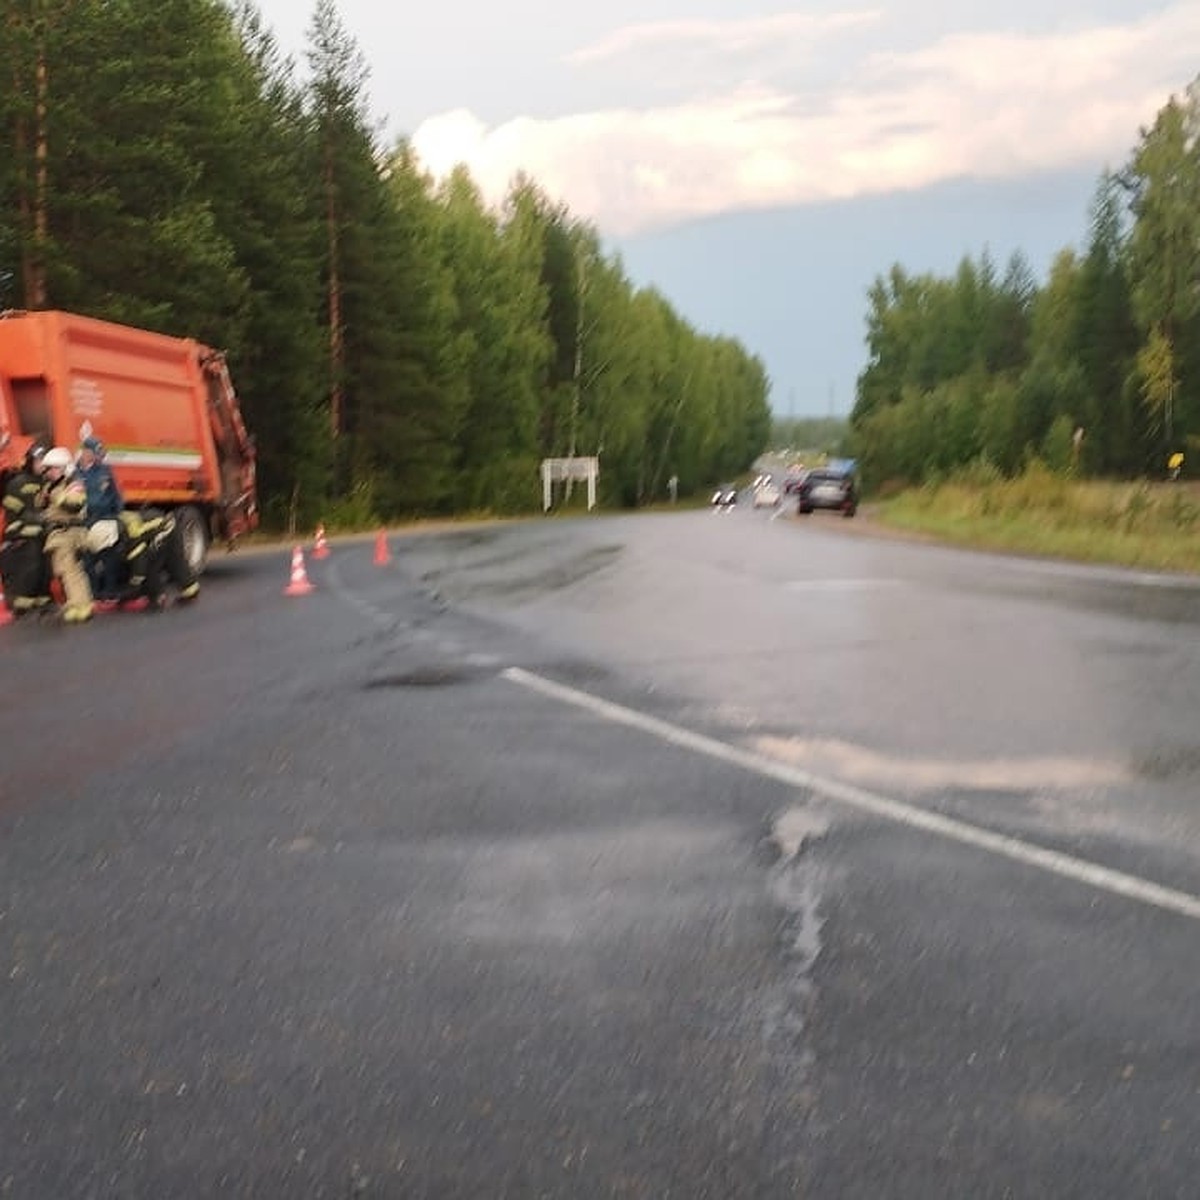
410;5;1200;237
566;10;883;64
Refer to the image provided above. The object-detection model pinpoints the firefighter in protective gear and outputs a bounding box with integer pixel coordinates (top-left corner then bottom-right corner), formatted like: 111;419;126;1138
39;446;94;622
0;441;54;613
117;508;200;606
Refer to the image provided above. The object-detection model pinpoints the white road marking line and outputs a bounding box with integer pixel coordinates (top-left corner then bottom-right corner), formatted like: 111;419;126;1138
502;666;1200;923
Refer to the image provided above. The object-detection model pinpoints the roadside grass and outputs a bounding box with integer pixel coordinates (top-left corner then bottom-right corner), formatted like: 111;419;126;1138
875;465;1200;575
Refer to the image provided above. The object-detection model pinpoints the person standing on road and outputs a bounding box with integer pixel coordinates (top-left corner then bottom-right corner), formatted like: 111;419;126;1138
39;446;94;623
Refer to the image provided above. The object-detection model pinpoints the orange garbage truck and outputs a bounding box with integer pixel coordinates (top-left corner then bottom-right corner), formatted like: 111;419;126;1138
0;309;257;574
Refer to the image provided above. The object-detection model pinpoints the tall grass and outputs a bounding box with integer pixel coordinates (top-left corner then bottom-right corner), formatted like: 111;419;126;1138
878;462;1200;574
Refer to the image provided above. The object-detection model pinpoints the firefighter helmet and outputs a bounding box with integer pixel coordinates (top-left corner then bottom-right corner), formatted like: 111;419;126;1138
41;446;75;477
24;440;48;471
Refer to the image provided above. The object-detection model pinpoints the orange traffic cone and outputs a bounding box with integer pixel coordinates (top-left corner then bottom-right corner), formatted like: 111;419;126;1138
374;528;390;566
283;545;315;596
312;523;329;559
0;581;13;627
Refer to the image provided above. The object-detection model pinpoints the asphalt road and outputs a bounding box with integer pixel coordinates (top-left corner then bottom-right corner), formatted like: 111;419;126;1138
2;505;1199;1198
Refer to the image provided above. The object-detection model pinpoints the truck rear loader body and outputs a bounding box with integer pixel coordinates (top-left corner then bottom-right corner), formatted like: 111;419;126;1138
0;309;257;573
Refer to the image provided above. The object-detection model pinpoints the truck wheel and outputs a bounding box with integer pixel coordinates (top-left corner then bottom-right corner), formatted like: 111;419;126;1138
176;506;209;575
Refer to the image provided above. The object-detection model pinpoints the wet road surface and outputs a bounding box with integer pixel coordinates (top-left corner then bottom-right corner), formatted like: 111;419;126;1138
2;507;1199;1197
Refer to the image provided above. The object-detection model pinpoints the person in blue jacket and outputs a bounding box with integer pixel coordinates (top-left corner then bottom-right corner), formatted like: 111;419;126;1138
77;436;124;599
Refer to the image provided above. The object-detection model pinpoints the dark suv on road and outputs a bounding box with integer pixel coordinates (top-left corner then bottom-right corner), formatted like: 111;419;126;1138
796;460;858;518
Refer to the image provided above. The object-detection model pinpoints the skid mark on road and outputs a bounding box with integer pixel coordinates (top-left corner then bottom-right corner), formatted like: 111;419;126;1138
504;667;1200;923
761;810;829;1081
324;558;396;630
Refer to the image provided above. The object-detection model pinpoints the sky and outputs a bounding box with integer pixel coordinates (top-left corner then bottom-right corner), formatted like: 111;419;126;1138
255;0;1199;416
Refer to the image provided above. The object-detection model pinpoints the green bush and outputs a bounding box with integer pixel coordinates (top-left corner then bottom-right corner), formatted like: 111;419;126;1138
1121;484;1152;533
462;455;542;515
957;454;1005;488
1166;488;1199;531
1041;414;1079;476
325;478;380;531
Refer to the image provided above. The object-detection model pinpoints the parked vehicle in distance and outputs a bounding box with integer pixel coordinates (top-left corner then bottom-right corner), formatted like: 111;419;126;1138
711;483;738;508
796;460;858;517
783;466;807;495
753;478;782;507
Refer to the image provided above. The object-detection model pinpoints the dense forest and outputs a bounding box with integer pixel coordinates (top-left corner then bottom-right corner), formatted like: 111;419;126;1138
850;78;1200;489
0;0;772;528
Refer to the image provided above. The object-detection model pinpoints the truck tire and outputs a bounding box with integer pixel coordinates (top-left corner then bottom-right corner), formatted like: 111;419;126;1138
175;505;209;576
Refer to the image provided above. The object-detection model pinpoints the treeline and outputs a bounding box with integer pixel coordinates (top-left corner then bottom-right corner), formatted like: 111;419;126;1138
0;0;771;527
850;78;1200;488
770;416;849;459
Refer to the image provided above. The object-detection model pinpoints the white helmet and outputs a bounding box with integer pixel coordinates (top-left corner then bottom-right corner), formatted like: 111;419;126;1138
41;446;75;477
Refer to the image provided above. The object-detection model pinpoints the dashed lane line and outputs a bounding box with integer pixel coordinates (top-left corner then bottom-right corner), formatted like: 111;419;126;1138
502;666;1200;923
